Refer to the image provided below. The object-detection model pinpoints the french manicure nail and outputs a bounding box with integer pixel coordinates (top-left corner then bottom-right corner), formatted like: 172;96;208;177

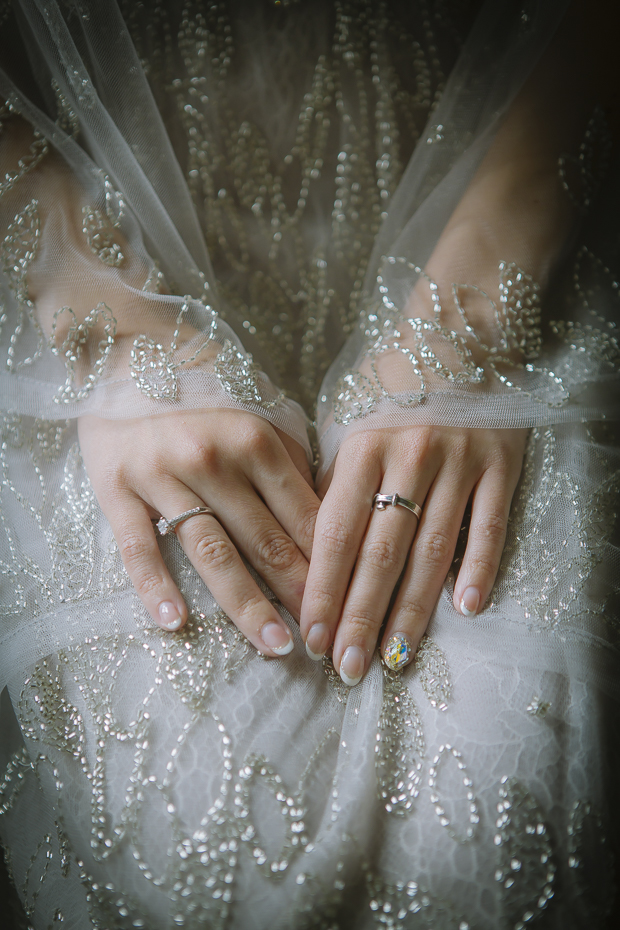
305;622;330;661
261;621;294;656
460;586;480;617
159;601;183;631
383;632;413;671
339;645;365;687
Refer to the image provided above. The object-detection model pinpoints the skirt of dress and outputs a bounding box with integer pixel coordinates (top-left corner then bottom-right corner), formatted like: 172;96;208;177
0;417;618;929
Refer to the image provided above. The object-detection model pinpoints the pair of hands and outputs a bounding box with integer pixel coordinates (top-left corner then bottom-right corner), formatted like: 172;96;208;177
78;410;527;686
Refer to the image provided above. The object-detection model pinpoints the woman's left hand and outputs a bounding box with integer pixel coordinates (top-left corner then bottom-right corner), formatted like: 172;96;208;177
300;425;528;685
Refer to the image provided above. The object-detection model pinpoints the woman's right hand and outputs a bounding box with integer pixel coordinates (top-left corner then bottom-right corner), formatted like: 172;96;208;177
78;409;319;655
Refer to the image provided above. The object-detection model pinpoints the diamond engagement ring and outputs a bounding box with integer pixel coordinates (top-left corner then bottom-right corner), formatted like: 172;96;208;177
372;493;422;519
156;506;215;535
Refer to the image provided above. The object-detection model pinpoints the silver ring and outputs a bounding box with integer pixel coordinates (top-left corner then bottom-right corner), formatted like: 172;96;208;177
156;506;215;536
373;493;422;520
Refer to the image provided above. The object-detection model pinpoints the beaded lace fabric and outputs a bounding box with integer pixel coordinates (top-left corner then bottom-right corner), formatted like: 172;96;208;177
0;0;619;927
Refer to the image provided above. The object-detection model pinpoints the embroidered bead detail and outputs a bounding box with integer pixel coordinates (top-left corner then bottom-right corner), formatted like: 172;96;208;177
130;299;218;399
0;103;49;199
567;800;614;919
82;206;125;267
494;776;555;927
413;635;451;710
49;303;117;403
333;258;567;425
559;107;611;213
428;744;479;842
235;755;308;876
141;263;166;293
526;695;550;718
214;339;283;407
375;668;424;815
119;0;448;413
130;334;178;399
1;199;45;370
52;79;79;137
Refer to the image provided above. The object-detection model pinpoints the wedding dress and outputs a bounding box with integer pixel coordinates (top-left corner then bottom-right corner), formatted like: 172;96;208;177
0;1;619;927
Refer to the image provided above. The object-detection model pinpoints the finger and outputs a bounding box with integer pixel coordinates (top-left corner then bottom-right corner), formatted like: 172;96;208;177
170;497;295;657
203;474;311;622
381;474;470;670
452;466;518;617
275;426;314;488
300;449;381;666
331;486;428;687
244;424;319;561
108;495;188;632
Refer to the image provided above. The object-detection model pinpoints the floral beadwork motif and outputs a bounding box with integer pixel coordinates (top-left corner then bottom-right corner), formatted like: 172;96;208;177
214;339;284;408
501;426;620;632
82;206;125;267
0;101;49;200
118;0;451;413
130;298;218;400
49;303;117;403
333;258;569;426
494;776;556;928
0;199;46;371
375;667;425;815
412;635;451;711
558;107;612;213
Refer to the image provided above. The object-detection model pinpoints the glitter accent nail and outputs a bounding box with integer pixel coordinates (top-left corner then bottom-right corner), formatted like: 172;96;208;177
383;633;412;671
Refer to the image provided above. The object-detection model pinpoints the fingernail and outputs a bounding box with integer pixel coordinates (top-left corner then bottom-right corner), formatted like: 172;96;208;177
261;621;294;656
158;601;183;631
383;632;413;671
460;586;480;617
339;645;365;687
305;623;330;661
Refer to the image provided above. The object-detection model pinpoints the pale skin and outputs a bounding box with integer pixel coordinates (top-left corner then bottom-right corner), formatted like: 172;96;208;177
78;405;528;682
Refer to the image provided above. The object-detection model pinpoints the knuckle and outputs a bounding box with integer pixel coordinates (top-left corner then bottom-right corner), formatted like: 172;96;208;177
341;607;380;640
297;504;318;546
418;528;453;567
254;531;300;572
397;594;428;626
118;531;152;569
237;590;267;624
101;461;131;495
409;425;436;462
340;429;378;460
488;441;518;476
193;532;238;572
175;434;221;477
467;552;499;577
360;534;403;574
242;422;272;458
319;517;355;557
118;533;163;594
450;433;473;465
476;512;507;545
311;587;340;615
193;438;220;474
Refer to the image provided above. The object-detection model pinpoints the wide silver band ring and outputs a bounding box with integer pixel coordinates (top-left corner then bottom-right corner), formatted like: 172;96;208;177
372;493;422;520
157;506;215;536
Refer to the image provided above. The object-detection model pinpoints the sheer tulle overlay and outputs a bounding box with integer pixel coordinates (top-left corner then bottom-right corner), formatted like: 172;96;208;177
0;1;619;927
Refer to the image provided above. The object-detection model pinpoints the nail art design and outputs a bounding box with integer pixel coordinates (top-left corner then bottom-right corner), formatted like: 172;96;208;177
459;586;480;617
339;645;365;687
383;632;412;671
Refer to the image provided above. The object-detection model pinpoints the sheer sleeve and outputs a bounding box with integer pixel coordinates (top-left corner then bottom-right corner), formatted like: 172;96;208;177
316;0;620;475
0;0;311;456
